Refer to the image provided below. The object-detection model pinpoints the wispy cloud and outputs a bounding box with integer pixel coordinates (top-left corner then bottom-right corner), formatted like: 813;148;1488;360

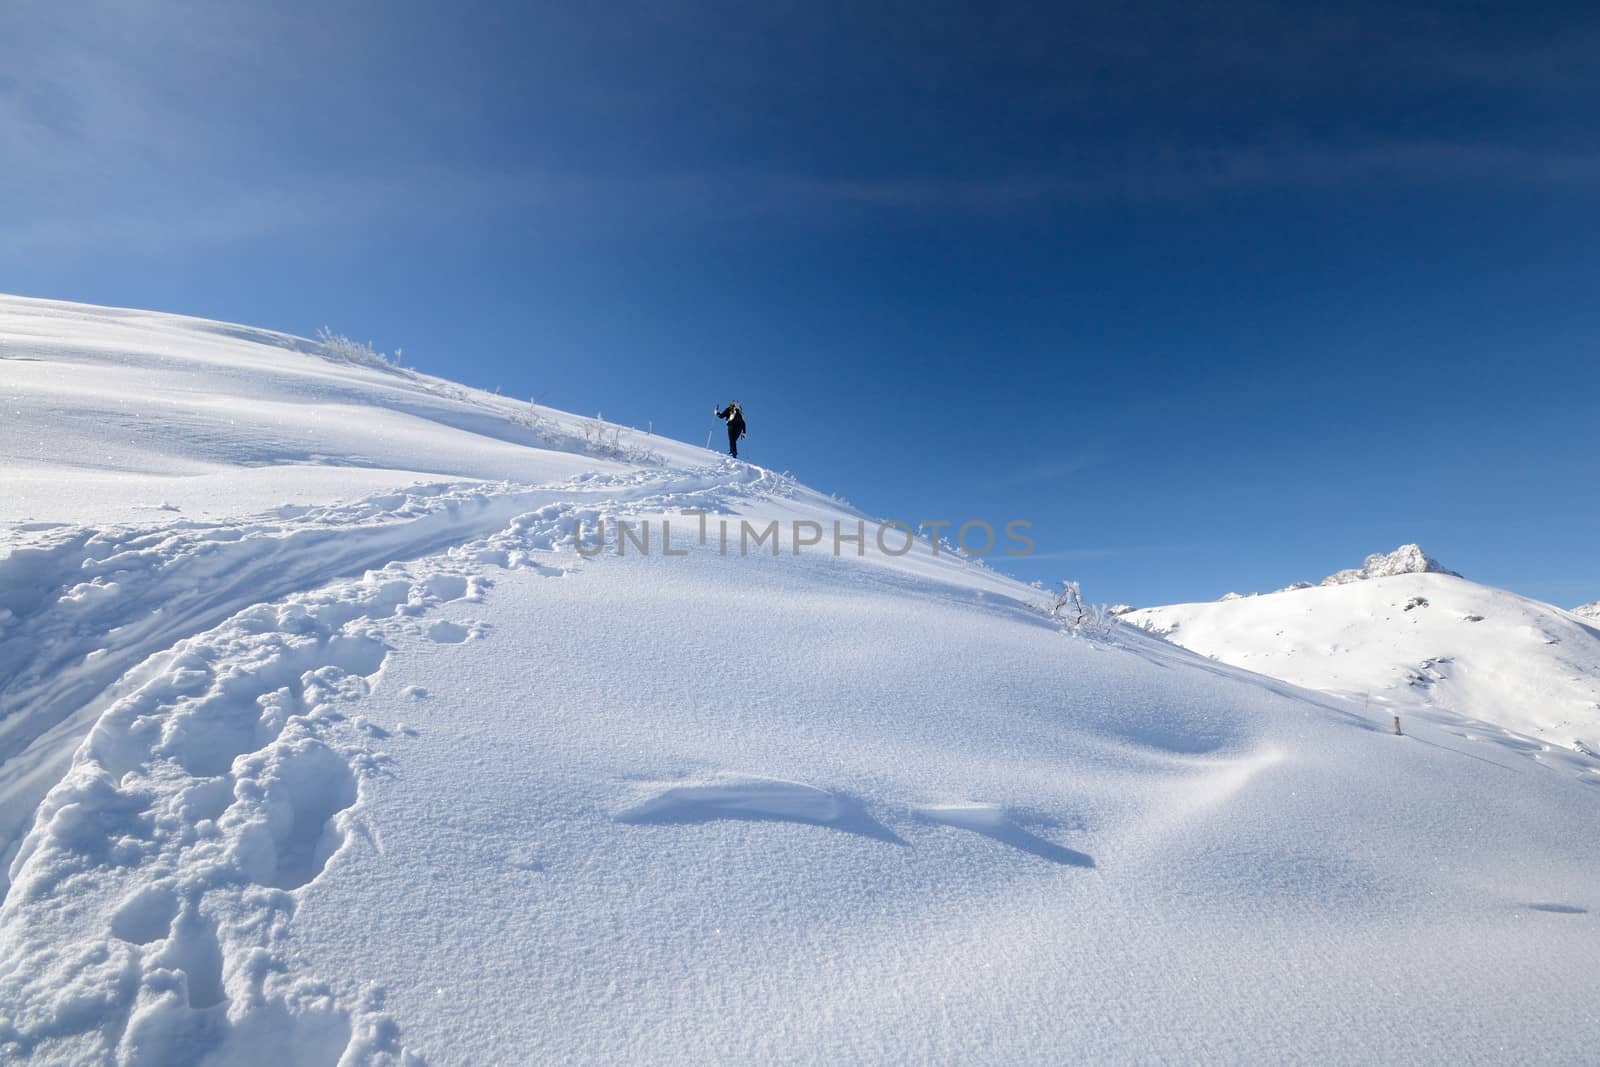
1023;545;1163;563
13;135;1600;258
996;453;1099;487
728;141;1600;216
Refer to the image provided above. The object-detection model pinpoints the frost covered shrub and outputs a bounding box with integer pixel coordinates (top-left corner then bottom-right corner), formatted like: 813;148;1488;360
1052;580;1086;625
1052;579;1119;642
315;327;395;369
507;403;663;465
513;400;561;444
581;414;665;466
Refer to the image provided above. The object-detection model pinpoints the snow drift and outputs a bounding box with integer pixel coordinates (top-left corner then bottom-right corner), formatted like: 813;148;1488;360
2;295;1598;1065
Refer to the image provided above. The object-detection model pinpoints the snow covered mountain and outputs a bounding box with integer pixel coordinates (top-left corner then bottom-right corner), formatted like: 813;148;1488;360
1574;601;1600;622
1124;550;1600;755
3;295;1599;1065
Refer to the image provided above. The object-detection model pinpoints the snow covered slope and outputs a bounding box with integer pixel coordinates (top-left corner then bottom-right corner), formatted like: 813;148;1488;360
0;294;708;904
0;294;709;528
1124;551;1600;755
3;296;1599;1065
1574;601;1600;622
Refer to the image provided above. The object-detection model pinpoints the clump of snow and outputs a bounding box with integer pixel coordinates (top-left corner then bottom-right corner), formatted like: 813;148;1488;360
1321;543;1460;586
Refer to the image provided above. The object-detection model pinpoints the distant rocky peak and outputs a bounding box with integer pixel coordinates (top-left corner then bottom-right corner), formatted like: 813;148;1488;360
1321;544;1460;586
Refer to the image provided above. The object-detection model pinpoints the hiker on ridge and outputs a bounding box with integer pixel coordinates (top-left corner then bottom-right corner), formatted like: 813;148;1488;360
715;401;746;459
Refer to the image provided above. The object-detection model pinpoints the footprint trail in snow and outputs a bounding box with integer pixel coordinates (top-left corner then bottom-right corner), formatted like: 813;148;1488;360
0;462;797;1065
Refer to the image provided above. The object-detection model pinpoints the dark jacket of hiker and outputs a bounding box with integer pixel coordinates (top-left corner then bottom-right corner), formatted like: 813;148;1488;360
715;402;746;458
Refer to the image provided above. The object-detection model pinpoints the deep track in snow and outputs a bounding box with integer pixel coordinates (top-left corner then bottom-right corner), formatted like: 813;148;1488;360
0;460;810;1063
0;461;795;897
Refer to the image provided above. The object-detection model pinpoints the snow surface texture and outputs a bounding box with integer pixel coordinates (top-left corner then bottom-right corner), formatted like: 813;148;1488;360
3;295;1599;1064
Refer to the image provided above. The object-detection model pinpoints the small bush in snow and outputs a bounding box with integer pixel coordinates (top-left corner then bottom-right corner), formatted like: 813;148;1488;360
581;413;665;466
1052;580;1086;625
315;327;395;370
513;400;561;444
1052;579;1119;642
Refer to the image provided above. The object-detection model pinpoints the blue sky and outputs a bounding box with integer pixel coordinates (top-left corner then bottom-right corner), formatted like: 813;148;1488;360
3;1;1597;606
